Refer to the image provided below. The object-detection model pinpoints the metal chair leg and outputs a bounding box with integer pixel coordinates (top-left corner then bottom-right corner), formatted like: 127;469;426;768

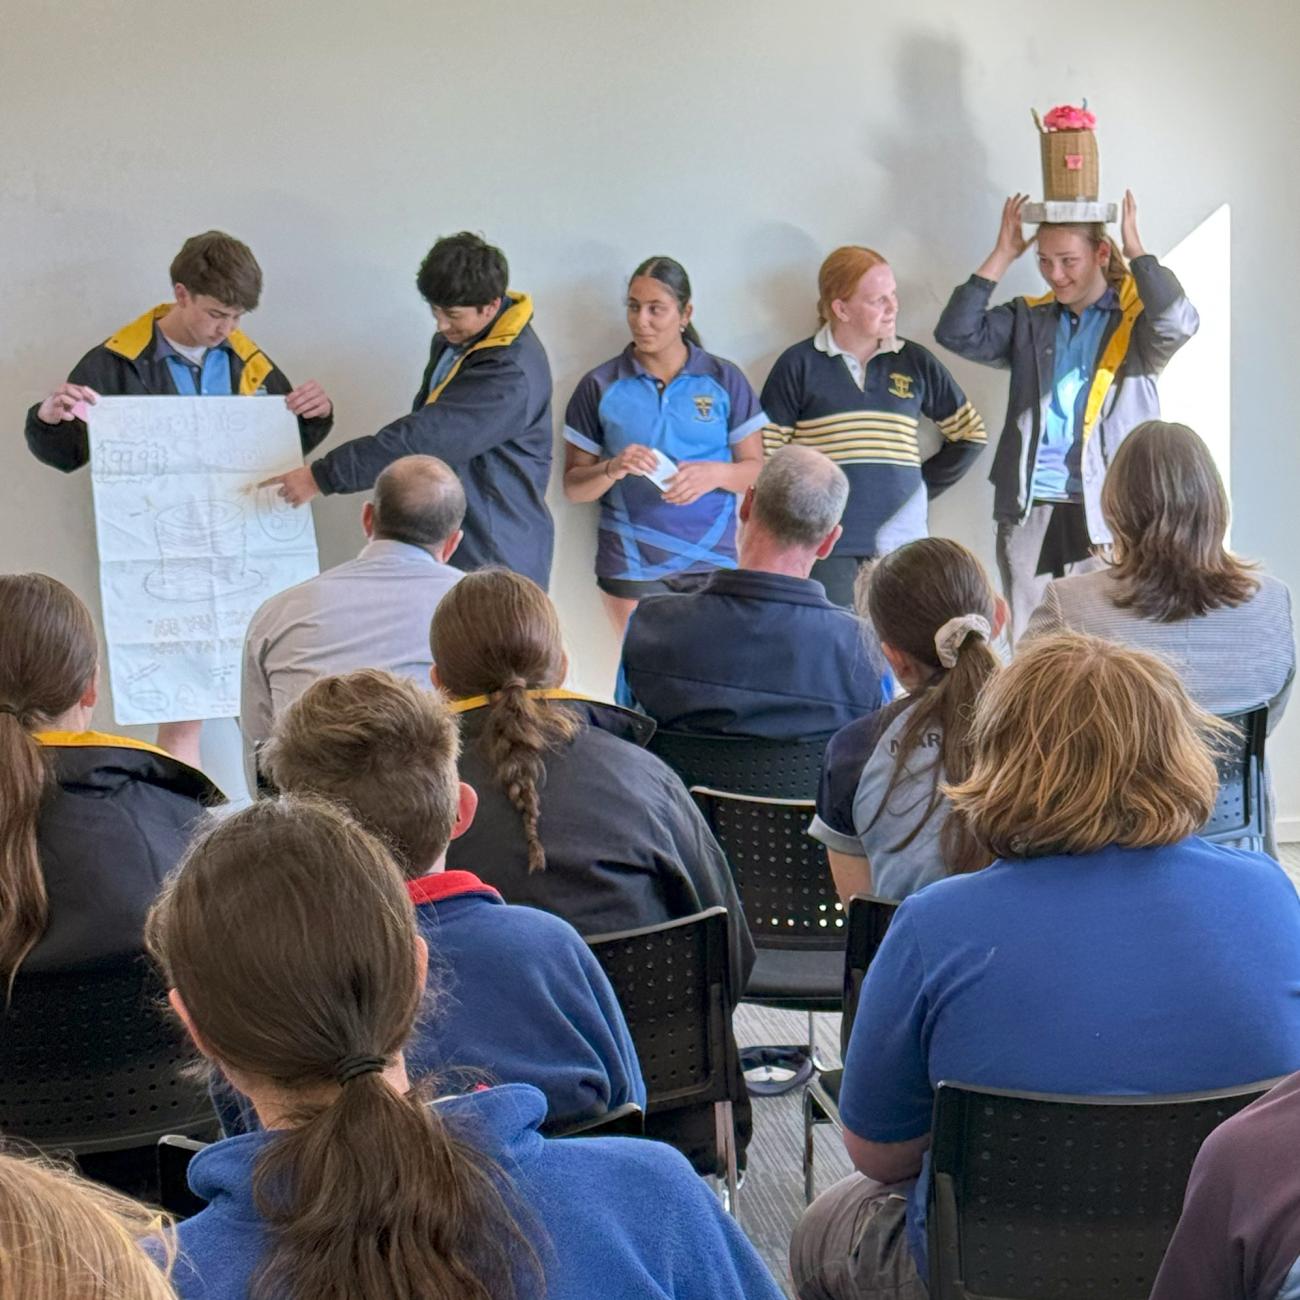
802;1085;817;1204
715;1099;739;1217
808;1009;833;1072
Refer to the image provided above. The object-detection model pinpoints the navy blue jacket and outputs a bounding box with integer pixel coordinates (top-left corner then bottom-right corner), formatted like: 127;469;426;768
619;568;888;739
309;293;555;589
164;1084;785;1299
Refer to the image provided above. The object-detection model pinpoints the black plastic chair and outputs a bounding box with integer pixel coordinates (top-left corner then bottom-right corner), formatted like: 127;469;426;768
587;907;741;1211
802;894;898;1202
647;731;830;799
1203;707;1268;846
0;955;218;1197
926;1078;1280;1300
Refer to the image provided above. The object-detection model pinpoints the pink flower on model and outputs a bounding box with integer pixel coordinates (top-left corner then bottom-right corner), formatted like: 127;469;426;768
1042;104;1097;131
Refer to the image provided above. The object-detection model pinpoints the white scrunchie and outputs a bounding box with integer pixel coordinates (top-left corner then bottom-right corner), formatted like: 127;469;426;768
934;615;992;668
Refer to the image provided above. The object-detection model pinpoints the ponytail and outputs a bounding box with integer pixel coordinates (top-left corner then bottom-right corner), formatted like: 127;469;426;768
481;680;579;874
147;799;541;1300
0;574;99;994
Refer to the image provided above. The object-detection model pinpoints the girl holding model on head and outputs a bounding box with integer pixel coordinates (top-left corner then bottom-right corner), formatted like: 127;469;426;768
149;797;784;1300
563;256;767;635
935;192;1199;642
761;246;988;607
810;538;1003;903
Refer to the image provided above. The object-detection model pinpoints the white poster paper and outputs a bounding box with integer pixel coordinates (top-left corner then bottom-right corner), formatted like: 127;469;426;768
87;396;319;726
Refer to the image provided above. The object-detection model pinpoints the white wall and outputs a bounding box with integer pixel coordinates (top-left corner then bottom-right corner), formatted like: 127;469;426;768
4;1;1298;825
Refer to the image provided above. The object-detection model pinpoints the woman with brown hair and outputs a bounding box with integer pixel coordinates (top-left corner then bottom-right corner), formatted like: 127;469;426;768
0;1152;175;1298
1024;420;1294;849
151;798;784;1300
791;634;1300;1300
810;538;1003;903
0;573;218;992
760;245;987;606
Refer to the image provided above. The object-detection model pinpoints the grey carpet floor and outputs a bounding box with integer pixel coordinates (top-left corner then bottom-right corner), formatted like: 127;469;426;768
736;842;1300;1297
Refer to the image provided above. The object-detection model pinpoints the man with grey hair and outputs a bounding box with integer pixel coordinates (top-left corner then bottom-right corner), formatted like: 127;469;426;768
240;454;466;787
617;446;888;738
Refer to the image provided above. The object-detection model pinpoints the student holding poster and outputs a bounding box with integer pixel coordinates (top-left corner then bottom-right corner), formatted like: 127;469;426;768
25;230;335;765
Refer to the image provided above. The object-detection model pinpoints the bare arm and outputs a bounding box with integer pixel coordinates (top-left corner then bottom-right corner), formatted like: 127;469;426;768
661;429;764;505
563;443;660;503
827;849;874;907
845;1129;930;1184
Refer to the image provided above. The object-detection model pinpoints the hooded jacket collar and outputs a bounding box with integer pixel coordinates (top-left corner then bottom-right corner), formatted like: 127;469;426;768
449;689;656;749
103;304;272;395
425;292;534;405
36;730;224;804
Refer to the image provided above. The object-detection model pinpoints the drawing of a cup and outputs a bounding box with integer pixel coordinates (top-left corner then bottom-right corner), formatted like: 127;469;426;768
146;500;260;601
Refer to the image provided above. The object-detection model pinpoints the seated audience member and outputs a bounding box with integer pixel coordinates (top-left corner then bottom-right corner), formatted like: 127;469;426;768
0;573;218;987
810;538;1002;903
433;569;754;992
791;634;1300;1300
1150;1071;1300;1300
254;668;644;1128
240;454;465;788
1024;419;1294;851
0;1152;175;1298
148;799;785;1300
618;445;888;738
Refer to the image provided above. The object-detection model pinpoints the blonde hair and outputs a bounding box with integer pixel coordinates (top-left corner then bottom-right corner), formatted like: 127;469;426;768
0;1151;175;1298
1039;222;1129;291
816;246;888;323
946;633;1229;858
263;669;461;878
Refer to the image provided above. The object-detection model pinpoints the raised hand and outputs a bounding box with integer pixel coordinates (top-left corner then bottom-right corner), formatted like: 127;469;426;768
285;380;333;420
37;383;100;424
1120;190;1146;259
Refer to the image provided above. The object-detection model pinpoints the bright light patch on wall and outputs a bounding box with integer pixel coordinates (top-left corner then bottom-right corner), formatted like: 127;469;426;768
1155;204;1231;527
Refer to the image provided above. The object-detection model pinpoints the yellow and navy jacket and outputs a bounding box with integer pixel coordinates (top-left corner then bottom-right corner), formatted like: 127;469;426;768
760;337;986;557
309;292;555;590
27;730;221;974
934;254;1198;542
25;304;334;472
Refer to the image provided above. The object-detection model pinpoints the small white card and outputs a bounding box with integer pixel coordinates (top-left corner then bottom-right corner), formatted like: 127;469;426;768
643;449;678;491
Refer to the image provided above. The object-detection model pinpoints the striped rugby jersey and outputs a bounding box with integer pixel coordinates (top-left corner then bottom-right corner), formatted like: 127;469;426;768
761;333;986;556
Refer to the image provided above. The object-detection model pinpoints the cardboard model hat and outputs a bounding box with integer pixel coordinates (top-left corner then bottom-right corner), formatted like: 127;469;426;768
1023;103;1118;223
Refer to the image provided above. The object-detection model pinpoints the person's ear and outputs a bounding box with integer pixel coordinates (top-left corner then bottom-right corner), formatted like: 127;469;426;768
79;664;100;711
880;641;913;681
173;283;192;309
168;988;216;1061
429;664;442;691
831;298;850;324
738;487;755;523
361;501;375;538
992;595;1009;639
558;651;570;684
440;530;463;563
484;297;502;320
814;524;843;560
680;302;694;334
449;781;478;841
413;935;429;989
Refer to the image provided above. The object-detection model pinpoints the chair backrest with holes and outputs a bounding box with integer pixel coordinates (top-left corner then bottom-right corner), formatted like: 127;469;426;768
1202;707;1267;844
647;731;829;799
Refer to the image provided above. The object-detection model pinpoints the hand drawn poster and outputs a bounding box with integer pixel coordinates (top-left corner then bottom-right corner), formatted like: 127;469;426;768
87;396;319;725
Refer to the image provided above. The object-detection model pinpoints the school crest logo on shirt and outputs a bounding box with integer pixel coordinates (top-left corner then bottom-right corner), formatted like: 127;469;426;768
888;372;914;400
692;395;716;421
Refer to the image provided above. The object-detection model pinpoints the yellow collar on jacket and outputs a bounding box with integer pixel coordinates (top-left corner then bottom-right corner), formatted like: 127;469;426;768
1024;274;1142;440
424;291;533;406
103;304;272;395
35;728;178;759
448;686;587;715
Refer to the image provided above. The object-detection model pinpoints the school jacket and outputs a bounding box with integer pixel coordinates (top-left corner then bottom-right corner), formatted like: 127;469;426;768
309;292;555;589
934;255;1198;542
28;731;220;973
165;1084;785;1300
445;692;754;998
24;304;333;471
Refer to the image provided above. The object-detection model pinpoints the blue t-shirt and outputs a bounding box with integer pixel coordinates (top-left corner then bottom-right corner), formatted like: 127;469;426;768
1030;294;1115;501
839;838;1300;1280
564;343;765;581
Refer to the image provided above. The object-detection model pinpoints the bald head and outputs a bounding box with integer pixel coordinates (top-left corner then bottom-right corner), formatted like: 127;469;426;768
749;446;849;550
370;456;466;548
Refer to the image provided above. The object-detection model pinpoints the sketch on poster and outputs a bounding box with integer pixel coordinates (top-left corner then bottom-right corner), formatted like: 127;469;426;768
87;396;319;727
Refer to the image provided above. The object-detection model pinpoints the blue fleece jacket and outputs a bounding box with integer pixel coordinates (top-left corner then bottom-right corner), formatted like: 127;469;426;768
216;871;645;1134
166;1083;785;1299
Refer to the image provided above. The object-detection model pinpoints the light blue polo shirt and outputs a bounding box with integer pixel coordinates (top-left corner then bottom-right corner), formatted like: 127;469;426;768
564;344;765;581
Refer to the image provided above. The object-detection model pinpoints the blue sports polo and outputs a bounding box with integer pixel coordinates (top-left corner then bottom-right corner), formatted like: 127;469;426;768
564;343;766;581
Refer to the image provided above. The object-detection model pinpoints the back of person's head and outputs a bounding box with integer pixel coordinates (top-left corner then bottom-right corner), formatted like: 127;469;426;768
816;245;888;323
169;231;262;311
859;539;1001;874
0;1151;175;1299
416;233;508;308
1102;420;1259;622
749;446;849;549
263;669;460;877
146;798;536;1300
0;574;99;990
429;570;578;874
948;632;1227;859
629;255;702;347
371;456;467;549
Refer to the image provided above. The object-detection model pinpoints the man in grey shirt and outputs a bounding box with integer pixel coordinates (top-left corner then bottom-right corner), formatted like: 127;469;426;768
240;455;465;788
